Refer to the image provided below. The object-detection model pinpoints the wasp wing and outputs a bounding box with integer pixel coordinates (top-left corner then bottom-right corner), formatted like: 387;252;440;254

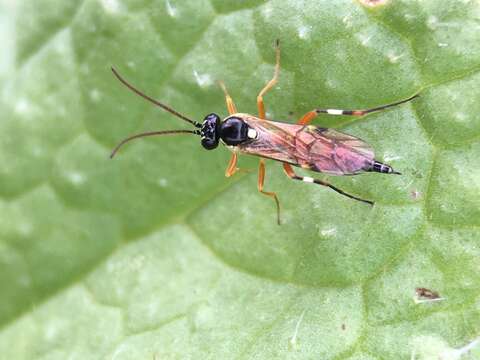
236;116;299;164
297;126;374;175
237;115;374;175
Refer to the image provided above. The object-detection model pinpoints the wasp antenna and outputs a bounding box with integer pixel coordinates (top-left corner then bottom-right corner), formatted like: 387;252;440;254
111;67;201;128
110;129;199;159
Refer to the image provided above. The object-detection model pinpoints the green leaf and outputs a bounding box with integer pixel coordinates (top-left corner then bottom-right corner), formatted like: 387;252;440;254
1;0;480;358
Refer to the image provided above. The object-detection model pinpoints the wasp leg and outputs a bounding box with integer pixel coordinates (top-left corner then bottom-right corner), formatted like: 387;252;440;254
218;83;248;177
257;39;281;120
282;163;374;206
225;152;253;178
258;159;281;225
297;111;319;125
297;94;419;125
219;81;237;115
225;152;239;177
255;40;281;224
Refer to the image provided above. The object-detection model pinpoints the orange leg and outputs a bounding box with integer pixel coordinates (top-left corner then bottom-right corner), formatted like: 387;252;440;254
297;111;318;125
219;81;240;176
225;152;239;177
225;153;253;177
257;39;281;120
255;40;281;221
282;163;374;205
258;159;281;225
219;81;237;115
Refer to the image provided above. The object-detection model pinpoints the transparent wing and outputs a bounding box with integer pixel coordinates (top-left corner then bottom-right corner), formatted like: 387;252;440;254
237;117;374;175
236;117;299;164
300;127;374;175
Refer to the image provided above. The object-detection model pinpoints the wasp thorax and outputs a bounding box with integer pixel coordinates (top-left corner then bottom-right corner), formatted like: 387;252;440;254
201;113;220;150
220;117;249;145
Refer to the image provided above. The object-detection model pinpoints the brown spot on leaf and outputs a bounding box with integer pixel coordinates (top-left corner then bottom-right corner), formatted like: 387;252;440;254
410;189;422;200
416;287;440;300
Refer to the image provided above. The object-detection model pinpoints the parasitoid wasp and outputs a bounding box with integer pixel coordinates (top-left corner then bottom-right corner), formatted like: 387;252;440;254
110;40;419;224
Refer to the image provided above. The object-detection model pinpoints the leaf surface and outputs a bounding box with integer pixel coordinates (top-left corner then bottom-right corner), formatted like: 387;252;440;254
1;0;480;358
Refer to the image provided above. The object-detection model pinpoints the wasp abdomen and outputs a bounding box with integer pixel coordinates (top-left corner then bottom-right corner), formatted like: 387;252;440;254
368;160;401;175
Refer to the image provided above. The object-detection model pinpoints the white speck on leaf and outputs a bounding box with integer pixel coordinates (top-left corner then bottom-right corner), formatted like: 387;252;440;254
320;227;337;237
325;77;340;89
14;98;31;115
387;51;405;64
404;13;416;21
166;0;178;17
427;16;462;31
67;171;86;186
90;89;102;102
100;0;124;14
289;309;305;348
297;25;311;40
261;3;273;19
413;296;445;304
193;70;213;87
440;202;458;214
45;320;60;341
362;36;372;46
355;31;373;47
454;112;467;123
427;15;439;30
384;153;402;162
342;14;353;28
158;178;168;187
111;344;129;360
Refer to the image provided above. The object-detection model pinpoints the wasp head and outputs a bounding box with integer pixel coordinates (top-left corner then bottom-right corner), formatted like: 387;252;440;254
200;113;221;150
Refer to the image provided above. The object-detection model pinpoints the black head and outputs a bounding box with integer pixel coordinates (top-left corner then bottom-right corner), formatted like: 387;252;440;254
201;113;221;150
220;116;249;145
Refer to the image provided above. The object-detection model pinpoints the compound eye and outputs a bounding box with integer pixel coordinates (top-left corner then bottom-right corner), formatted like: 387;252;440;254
204;113;220;123
221;117;248;145
201;137;218;150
